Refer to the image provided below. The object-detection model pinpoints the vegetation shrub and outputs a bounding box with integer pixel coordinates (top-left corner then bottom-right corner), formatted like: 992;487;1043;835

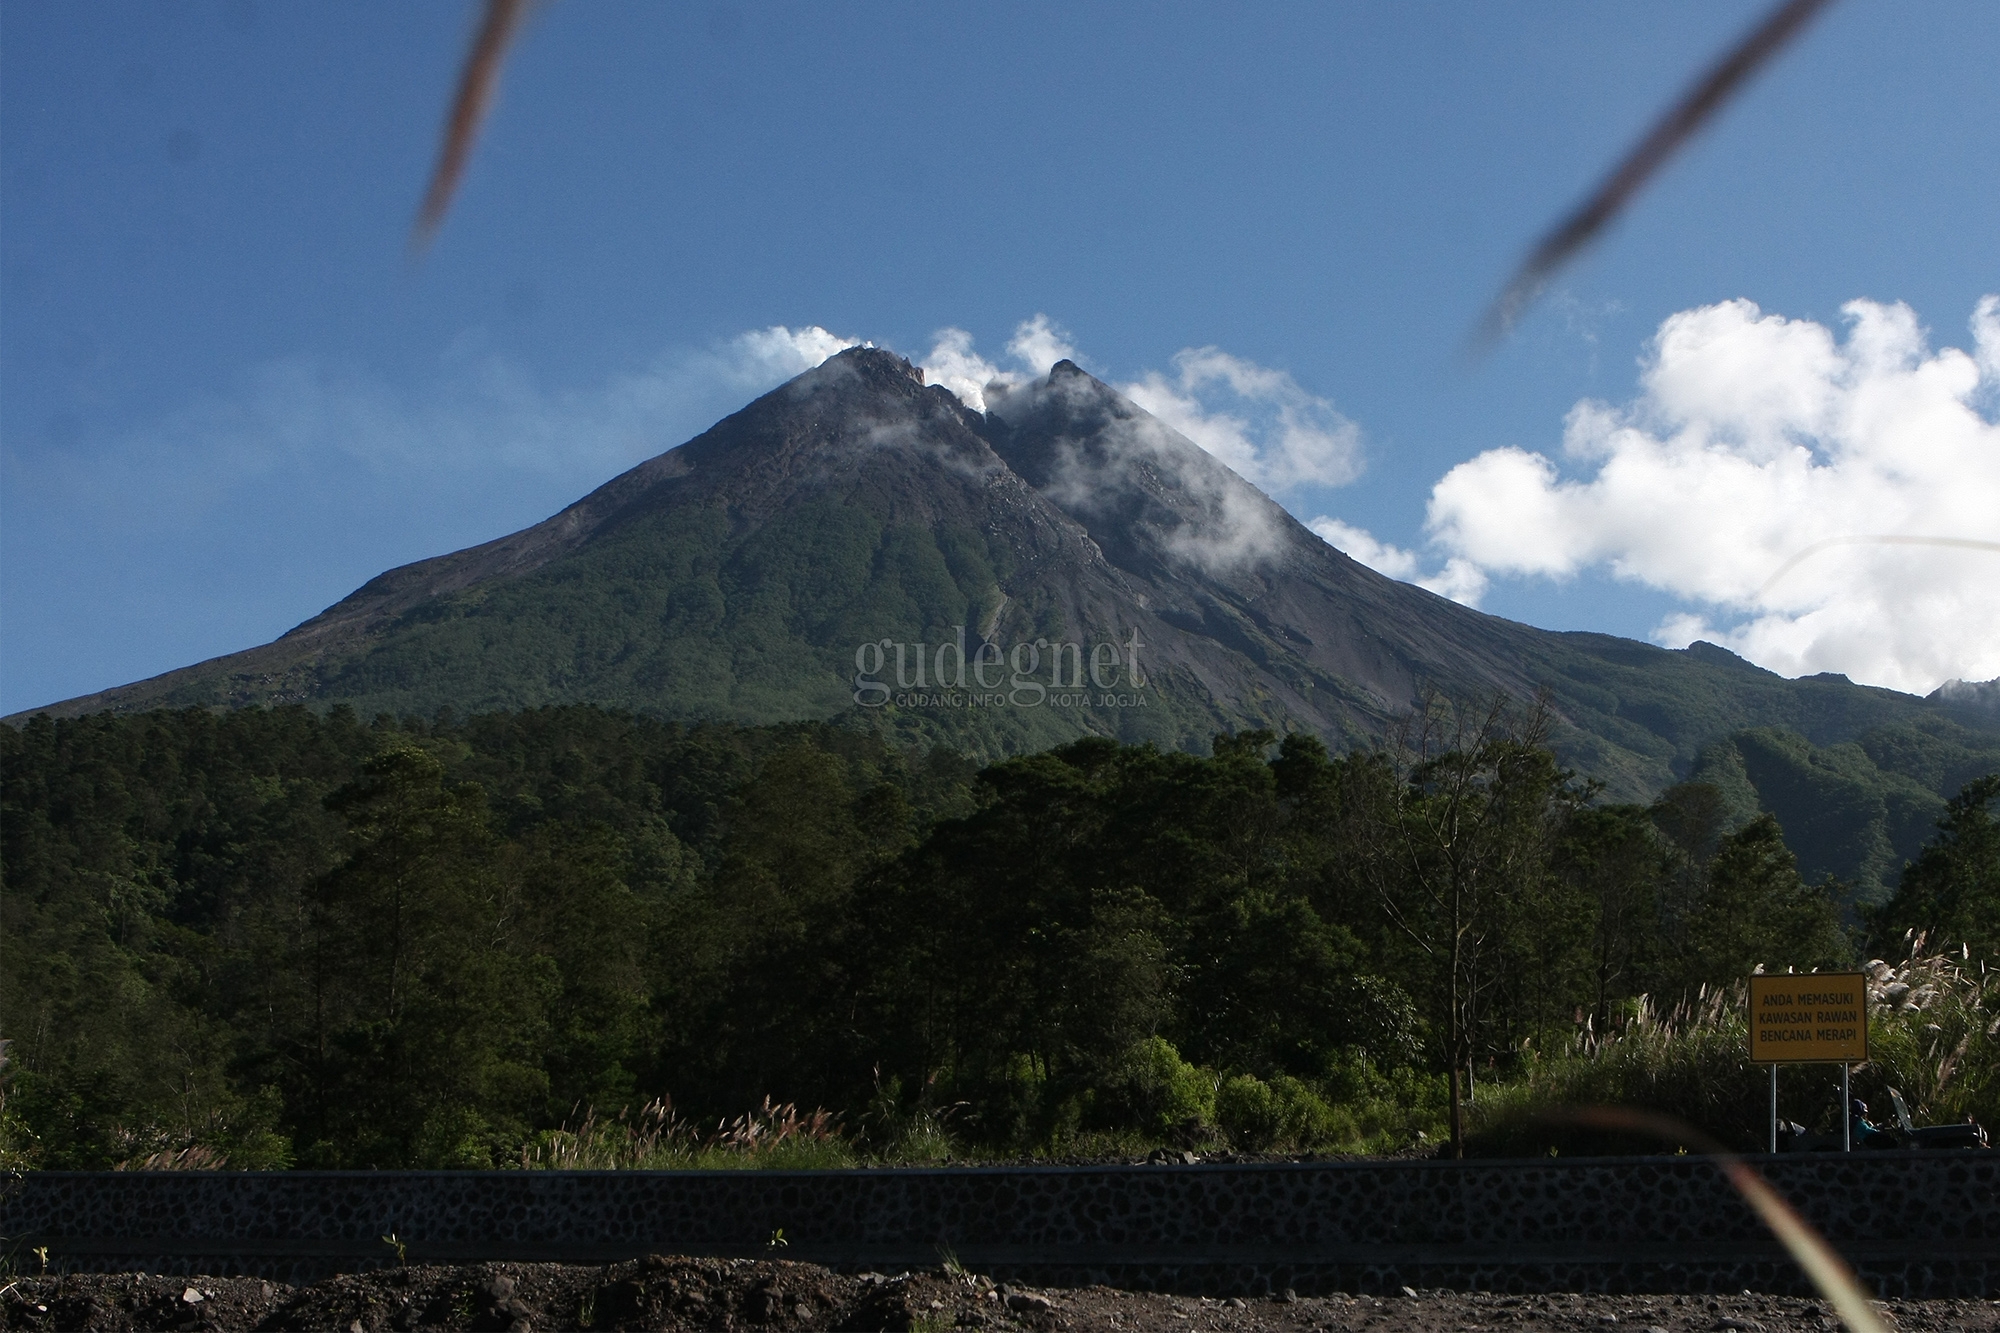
1309;1053;1450;1154
1098;1037;1216;1140
1464;986;1762;1156
1267;1075;1342;1148
1215;1074;1281;1149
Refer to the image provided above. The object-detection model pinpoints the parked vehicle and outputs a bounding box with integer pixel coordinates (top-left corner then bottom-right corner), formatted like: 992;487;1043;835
1776;1090;1989;1151
1885;1087;1989;1150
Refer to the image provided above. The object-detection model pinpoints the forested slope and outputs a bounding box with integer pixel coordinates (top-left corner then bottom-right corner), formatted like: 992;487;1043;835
1690;717;2000;905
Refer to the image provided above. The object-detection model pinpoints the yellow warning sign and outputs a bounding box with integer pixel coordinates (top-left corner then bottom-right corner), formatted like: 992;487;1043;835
1747;973;1868;1063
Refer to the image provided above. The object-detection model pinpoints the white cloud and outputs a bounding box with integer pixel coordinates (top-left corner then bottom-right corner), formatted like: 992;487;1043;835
1974;293;2000;384
1306;516;1489;605
1093;408;1289;571
1122;347;1363;491
1423;297;2000;693
1307;516;1420;579
1419;558;1493;607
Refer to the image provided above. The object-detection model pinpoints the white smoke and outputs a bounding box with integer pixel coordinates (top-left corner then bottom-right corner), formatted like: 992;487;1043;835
917;315;1078;412
917;318;1361;571
918;317;1362;497
918;327;1010;413
1056;403;1290;571
1007;314;1081;376
1122;348;1363;491
1415;296;2000;692
733;325;860;382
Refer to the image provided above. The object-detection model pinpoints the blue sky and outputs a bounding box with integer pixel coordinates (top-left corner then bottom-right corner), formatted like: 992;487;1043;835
4;1;1997;714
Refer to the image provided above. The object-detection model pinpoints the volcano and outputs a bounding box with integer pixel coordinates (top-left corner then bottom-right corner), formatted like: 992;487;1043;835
20;346;1990;801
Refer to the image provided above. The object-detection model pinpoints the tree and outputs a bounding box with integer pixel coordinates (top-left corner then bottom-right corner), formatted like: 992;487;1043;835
286;747;549;1168
1684;812;1848;984
1874;773;2000;960
1648;781;1727;995
1366;696;1581;1157
1554;805;1672;1029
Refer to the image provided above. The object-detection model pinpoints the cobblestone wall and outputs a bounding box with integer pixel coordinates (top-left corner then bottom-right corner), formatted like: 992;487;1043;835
5;1155;1994;1296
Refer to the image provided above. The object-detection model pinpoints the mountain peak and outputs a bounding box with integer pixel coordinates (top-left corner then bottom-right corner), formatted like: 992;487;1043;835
14;344;1989;808
827;343;925;383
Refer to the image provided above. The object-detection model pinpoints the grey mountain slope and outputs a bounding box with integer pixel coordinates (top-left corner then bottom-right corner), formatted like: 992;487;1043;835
17;347;1995;803
980;363;1573;713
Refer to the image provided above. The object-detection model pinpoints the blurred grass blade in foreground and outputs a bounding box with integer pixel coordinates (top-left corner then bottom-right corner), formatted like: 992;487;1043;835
1475;0;1835;348
413;0;536;250
1757;535;2000;599
1553;1106;1887;1333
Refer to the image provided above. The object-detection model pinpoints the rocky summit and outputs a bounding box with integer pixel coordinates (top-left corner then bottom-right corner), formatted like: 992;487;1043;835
21;346;1996;807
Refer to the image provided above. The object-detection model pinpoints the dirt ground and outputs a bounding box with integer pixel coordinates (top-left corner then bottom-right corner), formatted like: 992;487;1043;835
2;1258;1994;1333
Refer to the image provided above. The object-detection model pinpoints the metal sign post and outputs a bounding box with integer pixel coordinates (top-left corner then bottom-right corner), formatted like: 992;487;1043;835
1746;972;1869;1152
1842;1063;1851;1152
1769;1063;1778;1153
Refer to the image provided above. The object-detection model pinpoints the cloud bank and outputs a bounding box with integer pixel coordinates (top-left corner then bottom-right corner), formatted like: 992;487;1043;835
1317;297;2000;693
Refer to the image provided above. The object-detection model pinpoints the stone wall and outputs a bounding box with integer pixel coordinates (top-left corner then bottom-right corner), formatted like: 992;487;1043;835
5;1155;1994;1297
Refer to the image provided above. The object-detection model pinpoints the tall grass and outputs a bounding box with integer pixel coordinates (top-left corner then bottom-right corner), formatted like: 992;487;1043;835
1854;937;1998;1129
518;1096;856;1170
1467;939;1999;1155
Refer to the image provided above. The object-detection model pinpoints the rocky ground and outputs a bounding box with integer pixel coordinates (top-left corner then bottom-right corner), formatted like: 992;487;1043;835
2;1259;1995;1333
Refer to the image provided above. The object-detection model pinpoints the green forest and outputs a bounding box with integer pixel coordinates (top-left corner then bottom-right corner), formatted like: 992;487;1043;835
3;702;1994;1171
